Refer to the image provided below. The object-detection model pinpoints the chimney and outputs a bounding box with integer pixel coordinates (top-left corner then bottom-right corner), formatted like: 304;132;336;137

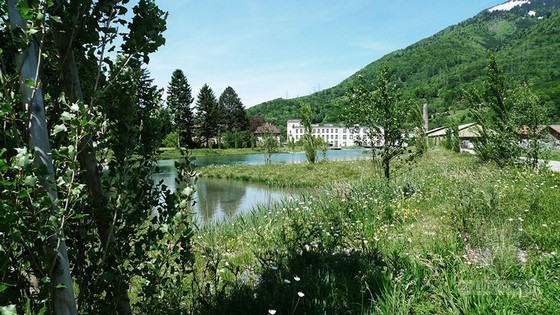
422;103;429;133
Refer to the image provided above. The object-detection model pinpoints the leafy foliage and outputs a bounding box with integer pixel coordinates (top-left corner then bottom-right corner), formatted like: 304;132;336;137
300;103;317;164
345;67;413;179
1;1;194;313
467;56;549;168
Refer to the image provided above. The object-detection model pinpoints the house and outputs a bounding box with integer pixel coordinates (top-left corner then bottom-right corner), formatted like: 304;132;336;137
254;123;282;144
426;123;481;145
286;119;383;148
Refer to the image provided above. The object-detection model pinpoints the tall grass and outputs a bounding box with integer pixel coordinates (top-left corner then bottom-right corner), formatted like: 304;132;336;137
148;148;560;314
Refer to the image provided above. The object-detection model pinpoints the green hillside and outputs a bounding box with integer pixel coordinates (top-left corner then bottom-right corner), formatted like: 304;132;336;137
248;0;560;129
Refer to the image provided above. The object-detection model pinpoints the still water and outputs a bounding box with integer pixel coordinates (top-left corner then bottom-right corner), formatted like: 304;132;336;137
153;159;298;224
191;148;371;167
154;149;369;224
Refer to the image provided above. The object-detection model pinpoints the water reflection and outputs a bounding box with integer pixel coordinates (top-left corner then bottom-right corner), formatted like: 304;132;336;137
153;160;296;224
194;177;291;223
192;148;370;167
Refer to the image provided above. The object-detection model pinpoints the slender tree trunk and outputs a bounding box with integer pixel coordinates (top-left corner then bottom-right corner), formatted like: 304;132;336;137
49;7;132;315
8;1;78;314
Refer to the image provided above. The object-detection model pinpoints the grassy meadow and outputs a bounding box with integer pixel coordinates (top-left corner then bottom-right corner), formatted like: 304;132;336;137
198;159;377;188
161;148;560;314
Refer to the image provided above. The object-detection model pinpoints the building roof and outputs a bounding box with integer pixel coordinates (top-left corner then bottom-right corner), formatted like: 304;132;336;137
426;123;479;138
426;126;447;137
549;125;560;134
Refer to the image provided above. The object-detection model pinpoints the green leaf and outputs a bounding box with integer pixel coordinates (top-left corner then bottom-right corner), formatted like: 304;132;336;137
52;124;67;135
0;305;16;315
16;1;30;18
55;283;66;290
60;112;74;121
14;148;32;169
24;79;35;87
24;175;38;187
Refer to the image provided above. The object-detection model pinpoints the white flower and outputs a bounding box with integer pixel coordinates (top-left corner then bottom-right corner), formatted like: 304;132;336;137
518;217;524;222
268;310;277;314
298;292;305;298
294;276;301;282
283;279;291;284
508;218;514;222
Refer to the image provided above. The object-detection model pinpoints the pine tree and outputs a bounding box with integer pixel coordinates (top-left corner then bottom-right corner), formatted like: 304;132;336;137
195;84;219;147
167;69;194;148
219;86;249;131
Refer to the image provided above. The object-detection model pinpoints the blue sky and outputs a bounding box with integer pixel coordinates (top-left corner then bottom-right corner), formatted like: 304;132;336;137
147;0;504;108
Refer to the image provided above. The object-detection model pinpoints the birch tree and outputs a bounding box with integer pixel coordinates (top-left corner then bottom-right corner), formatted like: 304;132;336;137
7;1;77;313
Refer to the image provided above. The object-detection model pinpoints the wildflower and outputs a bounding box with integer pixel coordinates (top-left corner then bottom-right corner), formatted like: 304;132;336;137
542;224;547;227
294;276;301;282
269;310;277;314
508;218;514;222
283;279;291;284
530;278;536;283
518;217;524;222
298;292;305;297
271;266;278;271
518;250;527;264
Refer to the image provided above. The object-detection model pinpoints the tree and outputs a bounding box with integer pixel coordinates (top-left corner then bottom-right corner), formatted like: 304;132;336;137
512;83;550;168
167;69;194;148
256;123;280;164
316;136;330;161
249;114;266;133
2;1;194;313
7;1;77;313
195;84;219;148
219;86;249;131
300;103;317;164
466;55;521;167
345;66;412;179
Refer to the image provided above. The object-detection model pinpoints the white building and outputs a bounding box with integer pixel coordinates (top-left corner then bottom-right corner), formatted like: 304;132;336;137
287;119;383;148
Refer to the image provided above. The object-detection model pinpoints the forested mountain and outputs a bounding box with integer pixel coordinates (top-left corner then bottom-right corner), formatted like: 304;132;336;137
248;0;560;129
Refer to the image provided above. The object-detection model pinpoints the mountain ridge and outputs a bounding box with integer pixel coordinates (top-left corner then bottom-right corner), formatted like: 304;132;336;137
248;0;560;129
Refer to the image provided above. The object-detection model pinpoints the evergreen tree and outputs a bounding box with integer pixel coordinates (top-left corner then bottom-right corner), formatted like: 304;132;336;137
219;86;249;131
195;84;219;147
167;69;194;148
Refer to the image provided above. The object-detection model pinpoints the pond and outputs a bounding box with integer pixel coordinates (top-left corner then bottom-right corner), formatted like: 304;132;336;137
154;149;370;224
153;159;299;224
191;148;371;167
